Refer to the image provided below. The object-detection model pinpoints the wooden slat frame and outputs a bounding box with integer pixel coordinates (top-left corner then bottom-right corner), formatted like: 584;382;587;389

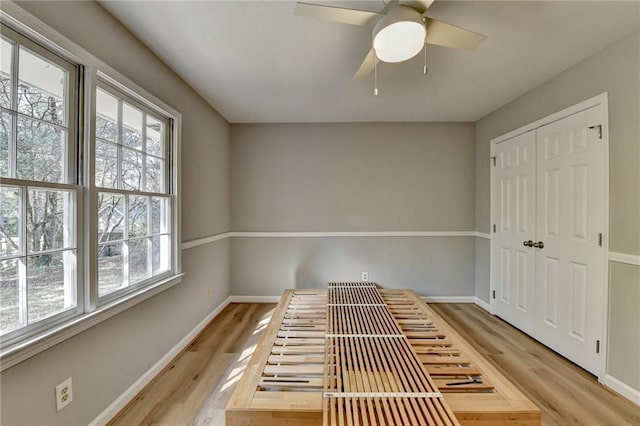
324;283;459;426
226;286;541;426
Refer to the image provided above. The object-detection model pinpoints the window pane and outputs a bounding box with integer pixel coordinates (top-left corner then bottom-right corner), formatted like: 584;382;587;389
17;116;65;183
18;47;65;126
98;242;124;296
122;103;142;150
122;147;143;191
0;258;20;333
152;235;170;275
26;189;72;253
95;141;118;189
27;250;74;323
129;196;148;238
151;197;169;235
129;238;149;283
1;112;10;177
146;156;164;193
96;88;118;143
0;38;11;109
97;193;124;243
146;116;163;157
0;186;20;257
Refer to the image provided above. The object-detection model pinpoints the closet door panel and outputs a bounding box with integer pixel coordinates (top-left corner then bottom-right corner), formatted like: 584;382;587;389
493;130;536;335
534;105;605;375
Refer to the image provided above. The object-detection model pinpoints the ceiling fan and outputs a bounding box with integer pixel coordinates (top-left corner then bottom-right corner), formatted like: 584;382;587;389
295;0;486;80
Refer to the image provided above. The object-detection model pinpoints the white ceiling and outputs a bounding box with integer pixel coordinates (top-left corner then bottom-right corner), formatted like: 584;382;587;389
100;1;639;123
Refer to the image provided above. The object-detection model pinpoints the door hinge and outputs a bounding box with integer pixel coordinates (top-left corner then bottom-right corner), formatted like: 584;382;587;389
491;156;496;166
493;224;496;233
492;290;496;299
598;233;603;247
589;124;603;140
596;340;600;354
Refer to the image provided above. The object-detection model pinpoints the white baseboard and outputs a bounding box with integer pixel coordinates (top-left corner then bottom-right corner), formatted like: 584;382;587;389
229;295;281;303
602;374;640;406
474;297;491;312
421;296;475;303
89;296;232;426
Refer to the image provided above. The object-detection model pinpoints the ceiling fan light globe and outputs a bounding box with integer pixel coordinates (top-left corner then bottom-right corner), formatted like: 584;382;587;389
373;21;426;63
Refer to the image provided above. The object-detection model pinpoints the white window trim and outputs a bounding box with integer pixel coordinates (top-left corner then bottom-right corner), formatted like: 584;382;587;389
92;78;176;307
0;23;84;350
0;1;183;372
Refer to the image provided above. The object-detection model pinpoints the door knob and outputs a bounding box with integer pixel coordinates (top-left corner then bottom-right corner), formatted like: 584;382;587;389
523;240;534;247
533;241;544;249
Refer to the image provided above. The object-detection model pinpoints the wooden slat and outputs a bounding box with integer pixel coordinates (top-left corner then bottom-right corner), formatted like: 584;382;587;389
259;377;324;389
268;354;324;364
274;337;326;345
271;346;326;355
433;379;495;392
417;355;471;364
408;339;454;347
425;366;483;376
278;330;326;338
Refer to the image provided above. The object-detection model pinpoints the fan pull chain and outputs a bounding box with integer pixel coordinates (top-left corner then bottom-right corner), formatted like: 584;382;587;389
423;43;428;75
423;18;428;75
374;57;379;96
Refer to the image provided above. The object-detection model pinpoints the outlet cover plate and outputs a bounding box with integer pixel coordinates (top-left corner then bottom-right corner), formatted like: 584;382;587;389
55;377;73;412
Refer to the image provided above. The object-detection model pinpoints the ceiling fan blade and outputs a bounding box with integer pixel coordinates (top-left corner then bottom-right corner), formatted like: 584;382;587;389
295;3;382;26
353;48;378;80
425;18;487;50
401;0;435;14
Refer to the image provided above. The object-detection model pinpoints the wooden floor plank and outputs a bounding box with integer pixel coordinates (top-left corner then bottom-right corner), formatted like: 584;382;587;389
430;303;640;426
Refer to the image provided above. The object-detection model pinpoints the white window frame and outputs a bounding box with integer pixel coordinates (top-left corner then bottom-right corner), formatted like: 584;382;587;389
0;4;182;371
0;25;84;348
91;77;177;306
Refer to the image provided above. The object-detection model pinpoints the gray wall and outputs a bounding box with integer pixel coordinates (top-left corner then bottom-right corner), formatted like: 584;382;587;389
232;123;475;232
1;2;231;425
230;122;476;296
231;237;475;297
474;31;640;391
474;237;490;302
608;262;640;391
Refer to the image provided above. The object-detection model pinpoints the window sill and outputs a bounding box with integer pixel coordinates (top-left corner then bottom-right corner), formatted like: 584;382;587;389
0;273;184;372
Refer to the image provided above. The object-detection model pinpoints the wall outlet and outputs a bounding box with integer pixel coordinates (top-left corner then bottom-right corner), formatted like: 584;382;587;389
362;272;369;282
55;377;73;412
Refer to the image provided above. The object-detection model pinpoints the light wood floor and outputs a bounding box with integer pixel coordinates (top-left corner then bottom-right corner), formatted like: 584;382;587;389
109;302;640;426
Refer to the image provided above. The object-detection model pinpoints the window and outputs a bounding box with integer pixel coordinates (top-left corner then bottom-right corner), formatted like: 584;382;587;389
94;83;173;301
0;17;180;364
0;27;80;343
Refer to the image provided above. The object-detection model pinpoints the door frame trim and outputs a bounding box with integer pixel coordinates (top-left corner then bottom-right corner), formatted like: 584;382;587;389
489;92;610;381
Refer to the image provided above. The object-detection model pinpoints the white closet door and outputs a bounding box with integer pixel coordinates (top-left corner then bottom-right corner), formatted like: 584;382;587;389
493;130;537;335
535;105;605;375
